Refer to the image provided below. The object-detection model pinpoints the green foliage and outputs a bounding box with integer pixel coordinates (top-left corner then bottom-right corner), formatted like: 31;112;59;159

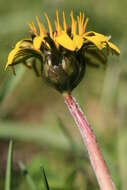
5;141;13;190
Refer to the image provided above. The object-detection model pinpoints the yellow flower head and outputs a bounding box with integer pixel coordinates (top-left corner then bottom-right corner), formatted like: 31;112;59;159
5;11;120;92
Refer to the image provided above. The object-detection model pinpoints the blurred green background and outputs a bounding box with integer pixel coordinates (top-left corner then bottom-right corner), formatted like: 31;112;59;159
0;0;127;189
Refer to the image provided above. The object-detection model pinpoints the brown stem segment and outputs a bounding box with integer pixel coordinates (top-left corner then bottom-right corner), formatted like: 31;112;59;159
63;92;116;190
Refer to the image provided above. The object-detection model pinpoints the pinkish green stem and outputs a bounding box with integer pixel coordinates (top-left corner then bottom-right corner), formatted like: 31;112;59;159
63;92;116;190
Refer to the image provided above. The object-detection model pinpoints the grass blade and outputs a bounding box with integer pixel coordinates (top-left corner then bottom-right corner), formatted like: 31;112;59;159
40;166;50;190
19;161;37;190
5;140;13;190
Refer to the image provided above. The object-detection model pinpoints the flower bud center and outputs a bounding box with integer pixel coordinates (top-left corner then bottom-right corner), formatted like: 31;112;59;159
42;51;85;93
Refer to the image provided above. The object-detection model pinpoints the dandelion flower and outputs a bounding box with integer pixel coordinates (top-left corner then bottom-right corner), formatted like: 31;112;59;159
5;11;120;93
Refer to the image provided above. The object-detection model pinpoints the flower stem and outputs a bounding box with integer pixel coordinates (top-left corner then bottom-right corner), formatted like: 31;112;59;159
63;92;116;190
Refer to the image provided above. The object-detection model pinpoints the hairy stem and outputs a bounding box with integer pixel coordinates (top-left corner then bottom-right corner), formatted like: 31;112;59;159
63;92;116;190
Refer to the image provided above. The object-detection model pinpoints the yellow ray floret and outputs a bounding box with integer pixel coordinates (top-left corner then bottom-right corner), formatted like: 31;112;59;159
62;11;67;32
44;13;53;39
84;31;120;55
83;17;89;33
29;22;38;36
77;12;88;36
108;41;120;55
55;31;75;51
73;35;84;50
15;39;33;48
36;16;47;37
70;11;77;37
6;10;120;72
55;11;88;51
33;36;45;50
5;39;39;70
84;32;109;49
55;10;62;35
27;11;120;54
5;48;19;70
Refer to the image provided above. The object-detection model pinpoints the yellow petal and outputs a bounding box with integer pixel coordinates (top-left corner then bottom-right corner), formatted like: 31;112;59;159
81;12;85;26
77;12;88;36
15;39;33;48
83;17;89;32
77;15;83;36
33;36;45;50
55;31;75;51
84;32;108;49
36;16;47;37
85;31;108;39
28;22;38;36
84;31;120;54
44;13;53;38
5;39;34;70
55;10;62;35
70;11;77;36
63;11;67;32
73;35;84;50
108;42;120;55
5;48;19;70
